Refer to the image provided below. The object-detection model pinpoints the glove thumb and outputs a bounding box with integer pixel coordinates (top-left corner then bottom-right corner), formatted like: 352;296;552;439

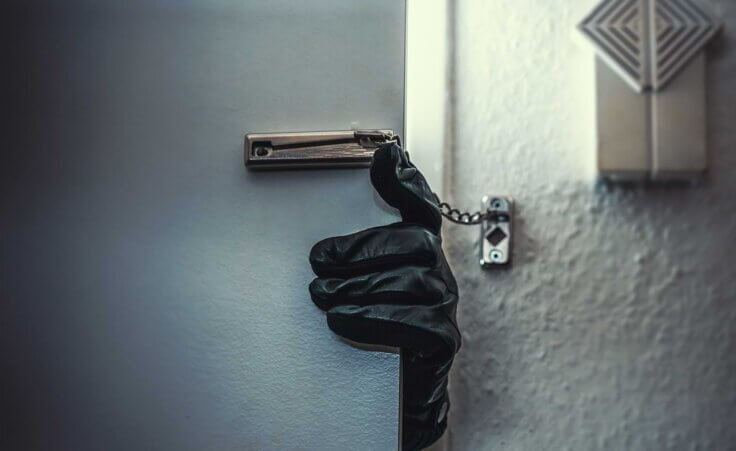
370;143;442;235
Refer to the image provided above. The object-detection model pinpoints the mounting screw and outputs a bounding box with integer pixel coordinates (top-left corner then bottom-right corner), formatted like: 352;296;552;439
491;199;503;210
254;146;270;157
490;250;504;263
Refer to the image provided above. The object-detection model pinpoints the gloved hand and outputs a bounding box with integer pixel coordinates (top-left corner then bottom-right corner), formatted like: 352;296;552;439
309;143;461;451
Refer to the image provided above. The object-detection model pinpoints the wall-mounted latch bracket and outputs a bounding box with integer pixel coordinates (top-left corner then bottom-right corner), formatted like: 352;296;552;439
480;196;513;268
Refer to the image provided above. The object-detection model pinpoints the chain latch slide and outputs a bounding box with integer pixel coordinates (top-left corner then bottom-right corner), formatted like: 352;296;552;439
245;130;400;170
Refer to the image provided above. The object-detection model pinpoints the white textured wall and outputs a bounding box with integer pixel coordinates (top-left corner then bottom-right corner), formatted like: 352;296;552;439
445;1;736;450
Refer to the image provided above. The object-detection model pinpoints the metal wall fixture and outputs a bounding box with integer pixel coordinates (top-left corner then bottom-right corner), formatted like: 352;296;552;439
244;130;399;170
437;195;515;268
578;0;721;181
480;196;513;268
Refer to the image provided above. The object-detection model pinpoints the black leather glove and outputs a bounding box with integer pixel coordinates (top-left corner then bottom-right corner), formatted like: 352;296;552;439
309;143;461;451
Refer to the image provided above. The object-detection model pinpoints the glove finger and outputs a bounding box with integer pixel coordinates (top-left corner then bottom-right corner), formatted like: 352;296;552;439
325;302;461;361
309;265;449;311
370;144;442;235
309;222;442;278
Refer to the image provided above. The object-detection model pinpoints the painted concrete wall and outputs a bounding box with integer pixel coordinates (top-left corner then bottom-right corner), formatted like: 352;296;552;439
444;0;736;449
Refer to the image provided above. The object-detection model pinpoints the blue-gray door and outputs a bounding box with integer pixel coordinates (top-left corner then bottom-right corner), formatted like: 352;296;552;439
1;1;405;449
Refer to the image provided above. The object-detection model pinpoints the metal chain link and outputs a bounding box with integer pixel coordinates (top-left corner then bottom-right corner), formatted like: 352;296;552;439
403;144;489;226
438;200;487;226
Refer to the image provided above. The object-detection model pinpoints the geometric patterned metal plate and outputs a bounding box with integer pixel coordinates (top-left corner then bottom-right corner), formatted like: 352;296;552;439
579;0;720;92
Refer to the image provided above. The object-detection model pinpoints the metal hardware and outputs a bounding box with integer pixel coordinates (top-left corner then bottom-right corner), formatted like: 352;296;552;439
245;130;400;170
438;201;486;225
245;131;513;268
480;196;513;268
438;197;510;226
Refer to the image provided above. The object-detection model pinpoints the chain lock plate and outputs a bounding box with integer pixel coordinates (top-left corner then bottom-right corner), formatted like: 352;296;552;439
480;196;513;268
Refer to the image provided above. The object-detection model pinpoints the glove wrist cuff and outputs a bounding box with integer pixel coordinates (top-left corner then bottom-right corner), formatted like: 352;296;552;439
402;394;449;450
402;416;447;451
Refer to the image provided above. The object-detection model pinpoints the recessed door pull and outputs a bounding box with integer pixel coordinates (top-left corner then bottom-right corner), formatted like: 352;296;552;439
245;130;400;170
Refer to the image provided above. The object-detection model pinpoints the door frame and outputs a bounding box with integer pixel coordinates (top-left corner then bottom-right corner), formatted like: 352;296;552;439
405;0;449;199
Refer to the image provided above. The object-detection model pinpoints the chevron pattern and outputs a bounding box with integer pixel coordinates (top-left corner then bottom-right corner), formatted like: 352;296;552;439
580;0;644;89
579;0;719;91
653;0;719;89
